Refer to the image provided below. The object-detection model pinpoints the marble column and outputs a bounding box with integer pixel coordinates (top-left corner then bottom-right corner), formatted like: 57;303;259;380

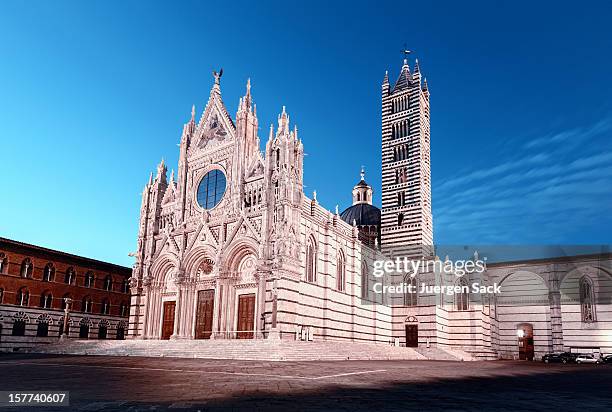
171;282;183;339
255;273;266;336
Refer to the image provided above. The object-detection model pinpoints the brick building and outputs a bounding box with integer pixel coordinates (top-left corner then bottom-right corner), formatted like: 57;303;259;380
0;237;131;351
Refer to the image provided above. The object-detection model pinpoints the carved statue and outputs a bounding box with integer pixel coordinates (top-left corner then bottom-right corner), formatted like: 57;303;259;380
212;68;223;85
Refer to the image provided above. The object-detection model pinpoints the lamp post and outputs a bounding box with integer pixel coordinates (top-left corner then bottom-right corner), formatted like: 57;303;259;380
60;297;73;341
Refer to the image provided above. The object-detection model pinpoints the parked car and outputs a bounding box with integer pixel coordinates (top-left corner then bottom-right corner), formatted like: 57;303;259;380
542;353;564;363
602;355;612;364
575;354;601;364
559;352;579;364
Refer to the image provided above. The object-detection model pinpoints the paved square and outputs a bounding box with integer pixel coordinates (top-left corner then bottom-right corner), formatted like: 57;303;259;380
0;354;610;411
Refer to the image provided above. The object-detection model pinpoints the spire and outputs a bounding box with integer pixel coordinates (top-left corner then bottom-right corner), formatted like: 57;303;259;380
393;47;413;92
243;78;252;111
383;70;389;84
393;59;412;92
422;77;429;92
268;124;274;141
169;169;175;184
156;158;167;181
414;58;420;73
360;166;365;181
277;106;290;136
191;105;196;122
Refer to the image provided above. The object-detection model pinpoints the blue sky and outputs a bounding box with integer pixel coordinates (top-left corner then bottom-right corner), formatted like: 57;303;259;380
1;1;611;266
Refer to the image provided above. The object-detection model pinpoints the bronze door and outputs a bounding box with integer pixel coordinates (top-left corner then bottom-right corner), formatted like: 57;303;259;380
161;301;176;340
405;324;418;347
236;294;255;339
195;289;215;339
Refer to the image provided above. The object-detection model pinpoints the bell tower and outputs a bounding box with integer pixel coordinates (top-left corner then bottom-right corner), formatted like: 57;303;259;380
380;55;433;257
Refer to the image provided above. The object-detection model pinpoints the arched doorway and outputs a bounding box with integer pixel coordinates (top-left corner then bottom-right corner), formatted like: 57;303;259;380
405;316;419;347
79;318;91;339
194;258;215;340
224;245;259;340
517;323;534;360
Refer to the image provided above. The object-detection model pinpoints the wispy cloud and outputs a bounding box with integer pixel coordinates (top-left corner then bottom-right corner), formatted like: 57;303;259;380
434;117;612;244
522;118;612;149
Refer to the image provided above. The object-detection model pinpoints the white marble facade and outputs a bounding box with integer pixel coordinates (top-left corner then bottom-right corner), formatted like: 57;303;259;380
128;65;612;360
129;72;392;344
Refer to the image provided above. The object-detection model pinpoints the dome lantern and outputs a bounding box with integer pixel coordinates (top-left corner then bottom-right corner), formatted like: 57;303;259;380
352;167;373;205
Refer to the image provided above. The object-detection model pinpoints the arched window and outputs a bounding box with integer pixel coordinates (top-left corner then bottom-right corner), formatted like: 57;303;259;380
81;296;92;313
20;258;33;278
456;278;469;311
361;262;369;299
336;251;346;291
12;318;27;336
36;314;52;337
79;318;90;339
0;253;7;274
398;213;404;226
116;320;127;340
16;287;29;306
39;291;53;309
404;275;418;306
121;279;129;294
100;298;110;315
98;320;109;339
580;276;596;323
84;272;95;288
64;267;75;285
43;263;55;282
119;301;128;317
306;236;317;283
103;275;113;291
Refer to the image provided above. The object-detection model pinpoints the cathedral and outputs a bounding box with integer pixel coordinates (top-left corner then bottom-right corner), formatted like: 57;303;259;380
128;59;612;360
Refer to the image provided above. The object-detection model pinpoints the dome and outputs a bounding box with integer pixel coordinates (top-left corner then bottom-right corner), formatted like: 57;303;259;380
340;203;381;227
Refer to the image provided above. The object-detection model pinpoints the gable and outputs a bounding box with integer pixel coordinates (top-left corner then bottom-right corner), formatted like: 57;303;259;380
190;91;236;156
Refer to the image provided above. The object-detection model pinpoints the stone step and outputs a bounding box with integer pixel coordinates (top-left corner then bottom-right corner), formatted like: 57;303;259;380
28;339;428;361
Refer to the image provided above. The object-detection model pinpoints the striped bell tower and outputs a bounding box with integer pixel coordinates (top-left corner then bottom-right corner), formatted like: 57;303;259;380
380;56;433;257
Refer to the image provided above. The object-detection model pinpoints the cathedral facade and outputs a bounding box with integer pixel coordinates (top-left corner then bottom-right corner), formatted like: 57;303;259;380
128;70;396;343
128;60;612;360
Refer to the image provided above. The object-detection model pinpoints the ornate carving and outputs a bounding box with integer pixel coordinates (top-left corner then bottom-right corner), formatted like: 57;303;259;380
197;113;228;150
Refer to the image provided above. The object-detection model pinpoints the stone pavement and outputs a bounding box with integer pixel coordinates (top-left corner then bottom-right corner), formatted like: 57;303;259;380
0;353;610;411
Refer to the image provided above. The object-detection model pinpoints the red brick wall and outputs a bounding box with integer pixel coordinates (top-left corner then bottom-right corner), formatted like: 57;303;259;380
0;240;131;318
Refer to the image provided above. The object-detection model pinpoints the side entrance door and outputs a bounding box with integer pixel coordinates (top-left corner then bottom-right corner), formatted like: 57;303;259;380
195;289;215;339
405;324;418;347
161;301;176;340
518;323;534;360
236;294;255;339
